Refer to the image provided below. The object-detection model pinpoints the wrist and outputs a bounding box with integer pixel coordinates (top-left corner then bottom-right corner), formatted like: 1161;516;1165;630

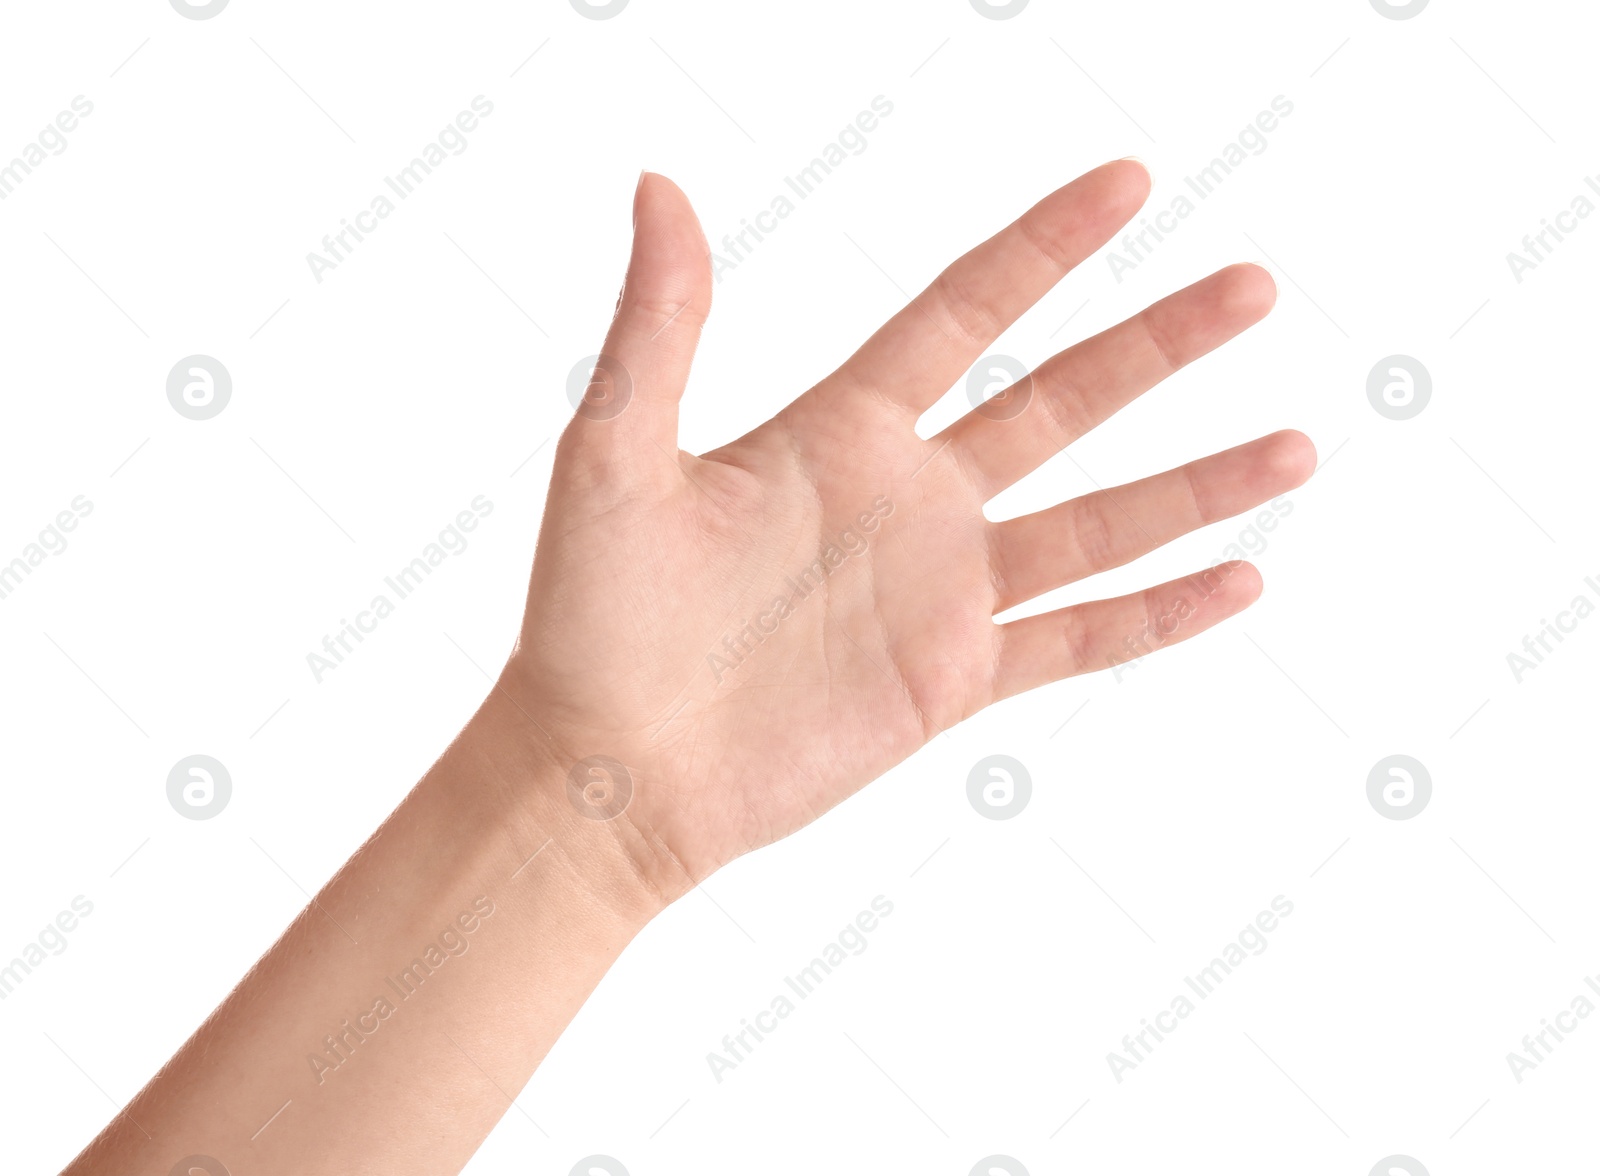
460;673;685;928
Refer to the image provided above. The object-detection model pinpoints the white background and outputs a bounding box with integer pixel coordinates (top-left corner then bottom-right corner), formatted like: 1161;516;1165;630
2;1;1597;1173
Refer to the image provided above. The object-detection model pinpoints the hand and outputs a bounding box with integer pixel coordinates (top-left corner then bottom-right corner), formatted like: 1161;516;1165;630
504;161;1314;900
60;160;1317;1176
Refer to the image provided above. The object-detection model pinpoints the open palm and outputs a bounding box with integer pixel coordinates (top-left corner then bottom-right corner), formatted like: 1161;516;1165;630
506;161;1313;896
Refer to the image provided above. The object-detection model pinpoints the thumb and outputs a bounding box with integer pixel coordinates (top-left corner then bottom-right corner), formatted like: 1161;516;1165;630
570;172;712;481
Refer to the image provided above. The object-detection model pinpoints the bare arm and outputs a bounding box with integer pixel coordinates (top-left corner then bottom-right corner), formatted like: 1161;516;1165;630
70;689;663;1174
67;163;1313;1175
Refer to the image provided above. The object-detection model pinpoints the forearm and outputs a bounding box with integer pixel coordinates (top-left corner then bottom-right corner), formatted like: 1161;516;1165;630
56;162;1303;1174
67;682;664;1176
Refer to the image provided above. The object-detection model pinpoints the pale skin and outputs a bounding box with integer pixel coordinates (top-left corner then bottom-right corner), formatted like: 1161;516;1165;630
67;160;1313;1174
